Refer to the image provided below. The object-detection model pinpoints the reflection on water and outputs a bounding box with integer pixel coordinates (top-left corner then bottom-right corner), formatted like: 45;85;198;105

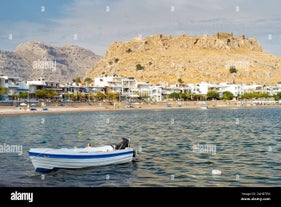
0;107;280;187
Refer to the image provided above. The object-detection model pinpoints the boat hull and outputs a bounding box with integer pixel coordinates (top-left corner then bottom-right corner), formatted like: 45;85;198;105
29;147;135;172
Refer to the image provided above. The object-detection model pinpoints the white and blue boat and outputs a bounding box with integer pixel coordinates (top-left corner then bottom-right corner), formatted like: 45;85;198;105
28;138;136;172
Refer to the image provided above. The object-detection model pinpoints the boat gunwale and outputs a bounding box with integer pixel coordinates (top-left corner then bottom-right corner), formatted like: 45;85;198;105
28;148;134;159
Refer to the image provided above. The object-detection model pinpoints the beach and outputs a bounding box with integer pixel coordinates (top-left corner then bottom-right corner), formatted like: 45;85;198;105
0;100;280;116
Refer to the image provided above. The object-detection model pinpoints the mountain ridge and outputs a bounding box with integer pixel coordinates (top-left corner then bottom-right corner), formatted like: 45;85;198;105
85;32;281;85
0;41;101;82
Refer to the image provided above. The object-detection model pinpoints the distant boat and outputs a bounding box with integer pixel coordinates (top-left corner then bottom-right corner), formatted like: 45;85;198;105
125;105;134;108
212;169;223;175
28;138;137;172
200;106;208;110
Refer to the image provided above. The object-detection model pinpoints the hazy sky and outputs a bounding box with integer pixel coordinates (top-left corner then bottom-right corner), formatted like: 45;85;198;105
0;0;280;56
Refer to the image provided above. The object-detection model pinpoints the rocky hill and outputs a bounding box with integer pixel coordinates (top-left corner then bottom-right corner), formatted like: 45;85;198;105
0;42;101;82
85;32;281;85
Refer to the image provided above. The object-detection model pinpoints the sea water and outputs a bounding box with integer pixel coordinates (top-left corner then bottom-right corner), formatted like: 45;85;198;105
0;107;280;187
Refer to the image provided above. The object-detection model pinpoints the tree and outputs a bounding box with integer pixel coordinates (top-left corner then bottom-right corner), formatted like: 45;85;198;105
192;94;205;101
184;93;191;101
222;91;234;100
136;64;144;71
84;77;93;84
35;90;58;99
73;77;81;83
178;93;190;101
229;66;238;83
77;92;83;101
239;92;270;100
19;92;28;99
95;92;106;101
178;78;184;84
46;90;58;99
207;90;219;100
274;92;281;101
229;66;237;74
106;92;119;101
168;92;180;100
0;86;8;99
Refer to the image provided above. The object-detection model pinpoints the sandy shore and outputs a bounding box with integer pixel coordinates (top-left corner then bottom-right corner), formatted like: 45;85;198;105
0;100;280;116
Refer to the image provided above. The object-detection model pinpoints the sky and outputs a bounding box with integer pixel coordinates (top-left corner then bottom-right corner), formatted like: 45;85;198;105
0;0;280;56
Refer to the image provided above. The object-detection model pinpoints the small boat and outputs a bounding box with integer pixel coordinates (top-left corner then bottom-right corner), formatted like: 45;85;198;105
28;138;137;172
212;169;223;175
200;106;208;110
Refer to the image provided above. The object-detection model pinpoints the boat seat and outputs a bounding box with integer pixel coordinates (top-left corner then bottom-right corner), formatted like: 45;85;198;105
79;145;114;153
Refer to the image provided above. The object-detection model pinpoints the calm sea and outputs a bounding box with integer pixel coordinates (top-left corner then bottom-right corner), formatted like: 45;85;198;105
0;107;280;187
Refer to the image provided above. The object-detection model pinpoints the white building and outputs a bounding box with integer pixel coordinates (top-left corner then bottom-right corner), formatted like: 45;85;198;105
242;84;263;93
26;77;46;93
188;82;211;95
217;83;244;97
94;75;137;97
149;86;163;102
136;81;150;98
0;75;28;100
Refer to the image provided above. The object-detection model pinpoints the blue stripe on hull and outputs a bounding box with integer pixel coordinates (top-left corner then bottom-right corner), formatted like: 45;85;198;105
35;168;54;172
29;150;133;159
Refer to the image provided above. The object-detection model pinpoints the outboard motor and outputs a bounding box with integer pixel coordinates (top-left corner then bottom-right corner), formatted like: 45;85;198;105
114;138;130;150
113;138;139;162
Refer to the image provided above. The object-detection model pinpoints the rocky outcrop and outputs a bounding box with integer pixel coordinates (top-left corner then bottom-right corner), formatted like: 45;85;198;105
0;42;101;82
86;32;281;85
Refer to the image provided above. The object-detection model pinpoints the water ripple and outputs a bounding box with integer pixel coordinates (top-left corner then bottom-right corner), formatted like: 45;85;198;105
0;108;281;187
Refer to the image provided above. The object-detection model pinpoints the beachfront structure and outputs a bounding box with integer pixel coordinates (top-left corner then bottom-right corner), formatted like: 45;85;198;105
242;84;264;93
149;86;163;102
161;84;186;97
0;75;29;100
26;77;62;100
136;82;150;99
93;75;137;97
27;77;61;92
26;77;46;93
3;73;281;103
217;83;244;98
266;85;281;96
60;82;81;94
187;82;210;95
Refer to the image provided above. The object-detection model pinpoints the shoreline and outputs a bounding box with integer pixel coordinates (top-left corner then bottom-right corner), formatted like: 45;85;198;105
1;100;280;116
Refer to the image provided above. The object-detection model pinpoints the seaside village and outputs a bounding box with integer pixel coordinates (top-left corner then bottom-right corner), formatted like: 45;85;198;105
0;74;281;108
